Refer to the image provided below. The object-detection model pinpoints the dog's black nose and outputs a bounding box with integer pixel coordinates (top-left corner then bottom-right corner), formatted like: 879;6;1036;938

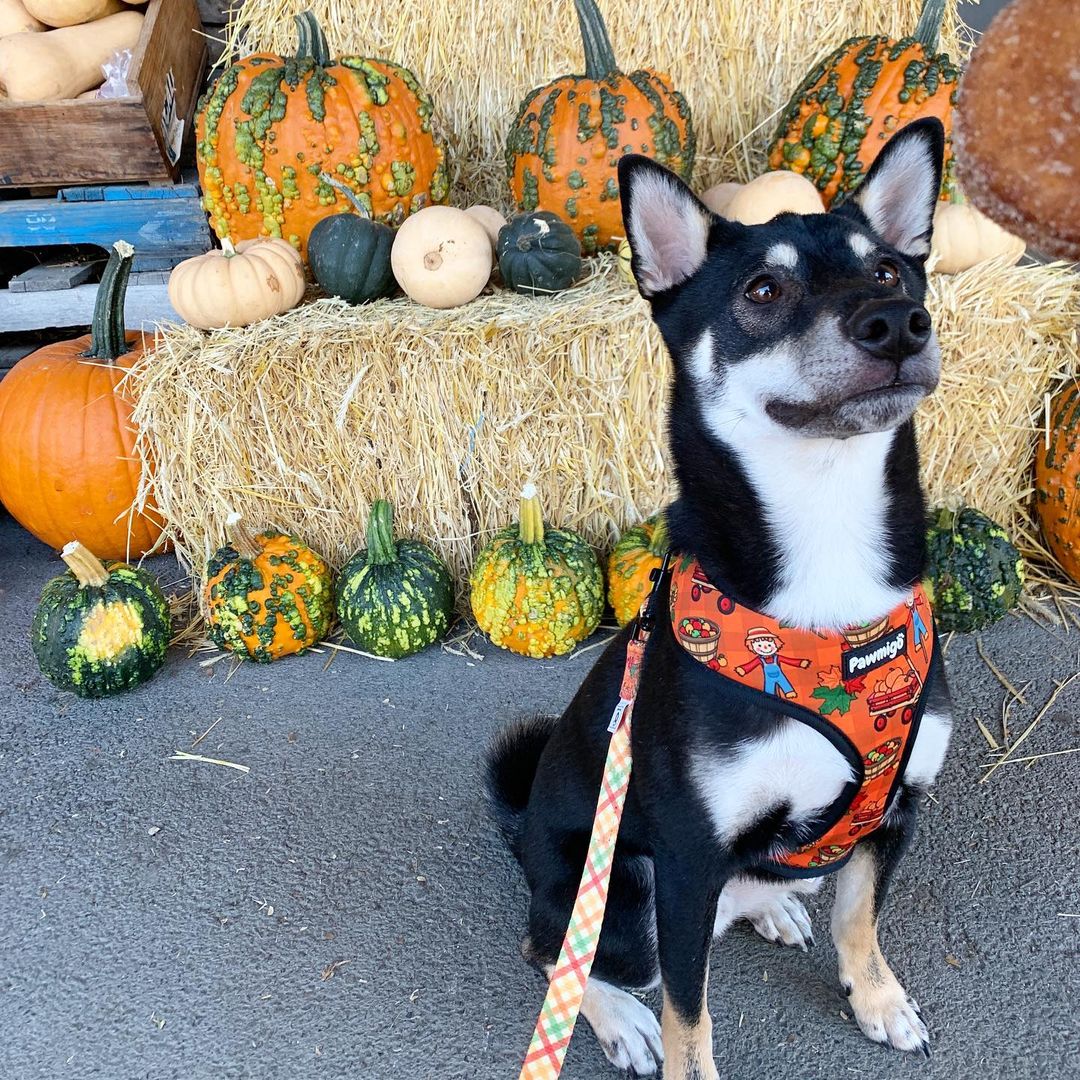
846;299;932;361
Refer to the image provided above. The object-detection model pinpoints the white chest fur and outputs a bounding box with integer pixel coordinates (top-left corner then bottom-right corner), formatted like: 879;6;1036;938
692;719;855;845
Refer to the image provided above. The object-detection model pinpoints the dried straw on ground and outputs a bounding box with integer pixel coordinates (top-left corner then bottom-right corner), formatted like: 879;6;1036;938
131;257;1080;602
219;0;968;209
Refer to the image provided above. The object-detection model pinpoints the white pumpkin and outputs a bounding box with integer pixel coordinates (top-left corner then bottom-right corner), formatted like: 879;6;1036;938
930;200;1026;274
723;171;824;225
168;238;306;330
464;205;508;253
23;0;123;26
391;206;492;309
700;181;742;216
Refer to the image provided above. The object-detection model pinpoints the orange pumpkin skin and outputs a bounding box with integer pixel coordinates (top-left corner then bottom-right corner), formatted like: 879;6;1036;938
1035;384;1080;584
0;267;164;561
767;1;958;207
197;14;449;260
506;0;694;253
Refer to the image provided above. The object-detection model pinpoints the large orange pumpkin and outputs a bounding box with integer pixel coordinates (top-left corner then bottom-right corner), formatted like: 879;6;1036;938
506;0;695;254
196;11;449;260
1035;383;1080;584
767;0;959;207
0;241;165;560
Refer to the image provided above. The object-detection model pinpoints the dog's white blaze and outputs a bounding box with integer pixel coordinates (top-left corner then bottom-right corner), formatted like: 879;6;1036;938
766;242;799;269
848;232;875;258
693;719;855;844
625;171;710;295
689;332;909;628
898;709;951;789
852;136;936;257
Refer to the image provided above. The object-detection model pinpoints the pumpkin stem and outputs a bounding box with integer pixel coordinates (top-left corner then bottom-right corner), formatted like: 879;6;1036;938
225;511;261;560
61;541;110;588
913;0;946;53
574;0;620;79
366;500;398;566
294;10;331;66
85;240;134;363
519;484;545;546
220;238;238;257
648;513;669;557
319;171;372;218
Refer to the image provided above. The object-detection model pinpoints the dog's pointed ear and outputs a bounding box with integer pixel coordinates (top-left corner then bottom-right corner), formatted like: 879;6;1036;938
619;155;712;297
836;118;944;259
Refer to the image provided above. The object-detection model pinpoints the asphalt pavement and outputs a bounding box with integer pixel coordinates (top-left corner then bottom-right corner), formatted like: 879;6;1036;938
1;516;1077;1080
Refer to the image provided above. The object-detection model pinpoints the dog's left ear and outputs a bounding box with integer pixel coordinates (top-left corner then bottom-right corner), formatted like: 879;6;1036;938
836;118;945;259
618;155;712;297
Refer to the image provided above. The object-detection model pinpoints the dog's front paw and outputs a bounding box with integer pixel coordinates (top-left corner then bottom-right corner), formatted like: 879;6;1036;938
747;893;814;951
586;982;664;1076
843;977;930;1056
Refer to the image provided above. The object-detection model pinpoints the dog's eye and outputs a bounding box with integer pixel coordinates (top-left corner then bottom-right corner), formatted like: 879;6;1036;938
875;260;901;287
745;275;781;304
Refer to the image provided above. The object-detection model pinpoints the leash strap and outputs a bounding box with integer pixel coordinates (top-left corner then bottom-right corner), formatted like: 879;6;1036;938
518;557;668;1080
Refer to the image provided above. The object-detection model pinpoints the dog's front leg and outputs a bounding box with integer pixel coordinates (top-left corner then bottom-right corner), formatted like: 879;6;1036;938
654;848;722;1080
831;796;930;1056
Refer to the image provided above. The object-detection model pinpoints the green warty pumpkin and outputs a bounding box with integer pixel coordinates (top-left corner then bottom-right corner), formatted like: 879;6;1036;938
337;500;455;658
924;506;1024;632
32;541;171;698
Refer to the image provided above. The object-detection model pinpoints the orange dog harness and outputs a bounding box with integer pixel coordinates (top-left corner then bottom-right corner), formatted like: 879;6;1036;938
669;555;936;875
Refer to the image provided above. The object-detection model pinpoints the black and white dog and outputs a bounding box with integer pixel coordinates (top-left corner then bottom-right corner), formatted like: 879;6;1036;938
487;119;953;1078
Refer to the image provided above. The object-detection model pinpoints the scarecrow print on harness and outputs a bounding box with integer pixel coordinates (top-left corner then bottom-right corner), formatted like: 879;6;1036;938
669;555;936;875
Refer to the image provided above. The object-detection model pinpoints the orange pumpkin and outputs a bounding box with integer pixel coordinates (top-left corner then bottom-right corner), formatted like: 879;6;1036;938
0;241;165;559
767;0;959;207
506;0;695;254
1035;383;1080;584
606;512;668;626
196;11;449;259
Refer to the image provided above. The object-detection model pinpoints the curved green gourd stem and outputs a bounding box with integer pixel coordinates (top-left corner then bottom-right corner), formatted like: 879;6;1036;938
574;0;620;79
913;0;947;53
648;513;669;557
519;484;545;546
366;500;398;566
61;541;110;588
294;10;330;66
319;171;372;218
85;240;134;362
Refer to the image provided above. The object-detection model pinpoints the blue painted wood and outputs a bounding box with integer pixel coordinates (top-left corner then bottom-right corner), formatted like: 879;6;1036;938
59;184;202;203
0;187;212;269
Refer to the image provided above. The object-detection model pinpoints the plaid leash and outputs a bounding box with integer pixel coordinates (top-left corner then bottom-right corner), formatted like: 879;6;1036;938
518;557;668;1080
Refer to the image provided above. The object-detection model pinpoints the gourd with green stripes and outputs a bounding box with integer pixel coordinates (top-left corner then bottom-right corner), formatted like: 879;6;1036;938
337;500;455;658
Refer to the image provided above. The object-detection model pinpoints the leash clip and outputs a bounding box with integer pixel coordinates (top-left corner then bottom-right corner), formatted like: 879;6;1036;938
632;551;671;642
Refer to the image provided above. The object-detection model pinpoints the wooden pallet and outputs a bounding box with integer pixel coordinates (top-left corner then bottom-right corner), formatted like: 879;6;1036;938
0;183;212;271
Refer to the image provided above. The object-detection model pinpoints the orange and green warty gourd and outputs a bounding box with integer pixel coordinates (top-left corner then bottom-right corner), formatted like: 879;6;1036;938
506;0;695;254
768;0;958;207
196;11;449;259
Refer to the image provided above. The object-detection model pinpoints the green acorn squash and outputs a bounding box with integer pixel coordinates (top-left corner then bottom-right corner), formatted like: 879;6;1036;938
497;211;582;295
308;172;396;304
470;484;604;658
32;541;170;698
337;500;454;658
924;506;1024;632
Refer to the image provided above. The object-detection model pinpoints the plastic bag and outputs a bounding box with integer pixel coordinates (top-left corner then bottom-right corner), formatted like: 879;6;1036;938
98;48;134;100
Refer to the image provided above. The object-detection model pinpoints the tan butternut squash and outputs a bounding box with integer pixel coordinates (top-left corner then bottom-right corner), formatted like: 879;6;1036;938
0;9;141;100
0;0;45;36
23;0;122;27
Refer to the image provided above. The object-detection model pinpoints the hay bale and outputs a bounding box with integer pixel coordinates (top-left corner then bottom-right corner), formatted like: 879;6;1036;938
131;258;1080;600
219;0;968;208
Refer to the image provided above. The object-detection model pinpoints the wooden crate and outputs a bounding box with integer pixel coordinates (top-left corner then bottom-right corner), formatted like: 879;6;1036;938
0;0;207;188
